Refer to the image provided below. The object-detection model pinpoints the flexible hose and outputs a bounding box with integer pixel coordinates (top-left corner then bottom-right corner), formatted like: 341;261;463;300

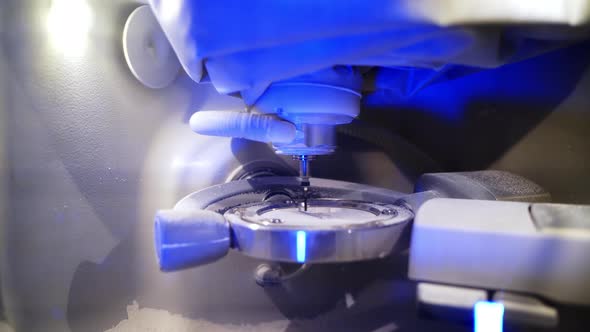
190;111;296;143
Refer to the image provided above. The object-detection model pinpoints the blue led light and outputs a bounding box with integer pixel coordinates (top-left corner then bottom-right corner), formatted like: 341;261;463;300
474;301;504;332
296;231;306;263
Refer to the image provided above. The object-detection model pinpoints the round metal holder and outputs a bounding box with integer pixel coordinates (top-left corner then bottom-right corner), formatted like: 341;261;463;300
157;177;415;268
224;198;412;263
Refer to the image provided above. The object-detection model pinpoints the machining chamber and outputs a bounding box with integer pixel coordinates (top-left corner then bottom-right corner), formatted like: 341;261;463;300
1;1;590;332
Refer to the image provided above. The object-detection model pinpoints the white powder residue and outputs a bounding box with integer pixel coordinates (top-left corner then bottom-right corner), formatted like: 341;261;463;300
0;322;14;332
105;301;289;332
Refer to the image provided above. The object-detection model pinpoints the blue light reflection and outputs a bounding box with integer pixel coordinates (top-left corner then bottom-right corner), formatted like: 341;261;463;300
296;230;306;263
474;301;504;332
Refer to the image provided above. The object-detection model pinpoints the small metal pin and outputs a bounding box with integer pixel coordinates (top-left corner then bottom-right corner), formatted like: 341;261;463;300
302;186;309;211
299;201;306;211
295;155;313;212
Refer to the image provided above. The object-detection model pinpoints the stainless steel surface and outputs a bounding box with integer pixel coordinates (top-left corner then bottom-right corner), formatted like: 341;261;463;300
170;177;413;263
154;177;412;268
224;199;412;263
273;124;339;155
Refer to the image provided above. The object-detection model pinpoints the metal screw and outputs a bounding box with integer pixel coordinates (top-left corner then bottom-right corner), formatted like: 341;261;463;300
381;208;395;216
254;264;282;286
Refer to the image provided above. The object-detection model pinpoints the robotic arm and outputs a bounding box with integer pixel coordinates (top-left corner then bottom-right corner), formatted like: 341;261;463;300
122;2;590;330
188;66;363;209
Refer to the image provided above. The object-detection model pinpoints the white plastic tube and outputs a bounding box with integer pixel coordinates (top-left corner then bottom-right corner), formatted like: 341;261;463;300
190;111;296;144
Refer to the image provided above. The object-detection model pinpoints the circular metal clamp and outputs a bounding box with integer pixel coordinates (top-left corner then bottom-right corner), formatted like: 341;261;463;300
225;199;411;263
154;177;413;271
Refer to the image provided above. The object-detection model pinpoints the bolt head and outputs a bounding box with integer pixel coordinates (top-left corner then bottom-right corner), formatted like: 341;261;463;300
381;208;396;216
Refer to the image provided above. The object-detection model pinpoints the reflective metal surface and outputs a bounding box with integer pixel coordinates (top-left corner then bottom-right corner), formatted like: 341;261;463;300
235;199;404;228
224;198;412;263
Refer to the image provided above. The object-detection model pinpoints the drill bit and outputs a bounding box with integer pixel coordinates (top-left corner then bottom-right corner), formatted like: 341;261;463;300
297;155;312;211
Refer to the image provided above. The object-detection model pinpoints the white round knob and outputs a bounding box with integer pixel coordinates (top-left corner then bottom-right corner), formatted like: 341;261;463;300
123;5;180;88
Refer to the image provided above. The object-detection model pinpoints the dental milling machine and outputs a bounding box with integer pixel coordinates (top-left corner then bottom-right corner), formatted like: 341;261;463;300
119;2;590;330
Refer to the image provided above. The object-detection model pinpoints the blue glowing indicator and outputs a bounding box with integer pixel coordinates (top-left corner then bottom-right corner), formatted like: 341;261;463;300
296;231;306;263
474;301;504;332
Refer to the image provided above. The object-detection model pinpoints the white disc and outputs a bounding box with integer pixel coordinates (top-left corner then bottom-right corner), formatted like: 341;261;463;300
228;199;408;229
261;205;379;227
122;5;180;89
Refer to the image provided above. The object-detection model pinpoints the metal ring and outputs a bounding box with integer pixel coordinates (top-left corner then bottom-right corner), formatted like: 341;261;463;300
224;199;412;263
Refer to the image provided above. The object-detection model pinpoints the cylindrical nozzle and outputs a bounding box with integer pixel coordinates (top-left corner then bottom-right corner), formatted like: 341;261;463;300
295;155;313;185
